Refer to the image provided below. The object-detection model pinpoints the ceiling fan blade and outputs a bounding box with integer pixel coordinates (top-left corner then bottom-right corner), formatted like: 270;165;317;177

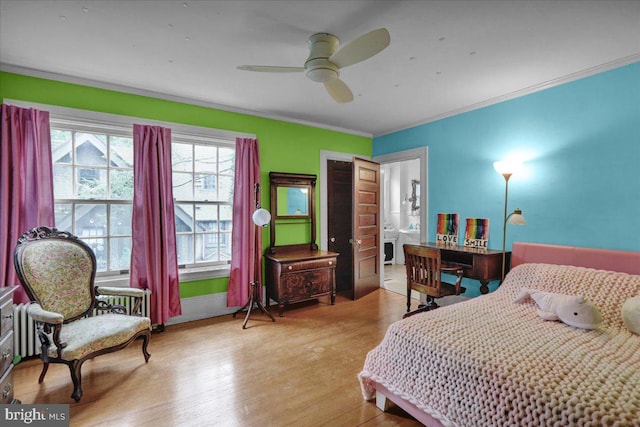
324;79;353;103
330;28;390;69
237;65;304;73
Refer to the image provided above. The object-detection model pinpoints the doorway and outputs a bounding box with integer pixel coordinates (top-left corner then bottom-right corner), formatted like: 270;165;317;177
373;147;429;287
320;149;426;294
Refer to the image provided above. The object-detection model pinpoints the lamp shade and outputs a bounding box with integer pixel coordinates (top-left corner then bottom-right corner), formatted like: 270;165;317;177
507;209;526;225
493;160;522;176
252;208;271;227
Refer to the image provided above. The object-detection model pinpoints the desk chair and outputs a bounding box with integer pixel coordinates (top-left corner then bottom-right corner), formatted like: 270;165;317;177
403;244;465;317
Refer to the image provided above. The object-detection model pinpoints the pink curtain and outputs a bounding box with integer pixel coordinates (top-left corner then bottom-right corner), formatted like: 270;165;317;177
130;124;181;324
227;138;261;307
0;105;55;303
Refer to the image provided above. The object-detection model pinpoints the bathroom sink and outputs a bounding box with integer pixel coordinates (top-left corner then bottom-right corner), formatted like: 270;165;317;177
398;228;420;245
383;225;398;239
384;229;398;239
399;228;420;234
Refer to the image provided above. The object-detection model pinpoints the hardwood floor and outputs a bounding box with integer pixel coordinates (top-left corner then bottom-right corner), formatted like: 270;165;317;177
13;288;423;427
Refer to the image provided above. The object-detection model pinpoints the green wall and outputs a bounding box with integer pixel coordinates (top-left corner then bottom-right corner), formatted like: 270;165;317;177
0;71;372;298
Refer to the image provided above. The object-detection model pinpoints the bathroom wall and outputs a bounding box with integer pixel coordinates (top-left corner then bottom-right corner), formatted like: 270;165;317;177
382;159;420;231
382;158;420;264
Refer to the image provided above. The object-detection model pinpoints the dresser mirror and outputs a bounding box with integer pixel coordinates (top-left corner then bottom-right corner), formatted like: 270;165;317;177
275;185;310;218
269;172;317;252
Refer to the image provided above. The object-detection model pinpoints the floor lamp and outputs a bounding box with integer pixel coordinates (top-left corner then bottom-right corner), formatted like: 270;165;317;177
494;161;526;282
233;183;275;329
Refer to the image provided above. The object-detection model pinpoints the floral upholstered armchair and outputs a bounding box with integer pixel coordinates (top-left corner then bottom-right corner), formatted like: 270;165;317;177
13;226;151;402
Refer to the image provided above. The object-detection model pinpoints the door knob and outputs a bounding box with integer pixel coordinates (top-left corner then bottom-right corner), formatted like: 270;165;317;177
330;237;336;243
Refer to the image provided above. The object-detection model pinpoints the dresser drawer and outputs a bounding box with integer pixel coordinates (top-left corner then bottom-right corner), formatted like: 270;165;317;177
282;269;331;301
0;363;14;404
0;296;12;338
281;257;336;273
0;331;13;376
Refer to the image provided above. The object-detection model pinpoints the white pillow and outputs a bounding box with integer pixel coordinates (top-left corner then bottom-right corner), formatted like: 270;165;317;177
622;296;640;335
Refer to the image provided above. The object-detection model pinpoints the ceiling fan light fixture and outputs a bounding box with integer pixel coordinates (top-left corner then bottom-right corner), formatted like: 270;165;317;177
304;57;338;82
306;67;338;83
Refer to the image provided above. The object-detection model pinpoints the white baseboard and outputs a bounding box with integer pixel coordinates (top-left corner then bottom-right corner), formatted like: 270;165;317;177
166;290;270;325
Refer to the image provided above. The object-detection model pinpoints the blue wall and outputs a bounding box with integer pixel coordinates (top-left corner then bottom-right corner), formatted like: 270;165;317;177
374;62;640;260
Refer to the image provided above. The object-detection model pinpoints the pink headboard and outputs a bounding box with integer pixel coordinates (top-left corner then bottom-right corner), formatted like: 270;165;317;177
512;242;640;275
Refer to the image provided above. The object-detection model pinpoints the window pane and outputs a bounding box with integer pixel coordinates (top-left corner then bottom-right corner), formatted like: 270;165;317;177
175;204;194;232
176;234;194;265
219;175;234;203
220;232;232;261
195;205;217;231
219;147;234;175
173;172;193;200
53;165;74;199
109;237;132;270
76;168;107;199
172;143;192;172
54;204;73;232
75;204;107;237
51;130;72;164
196;233;217;262
109;136;133;168
220;205;233;231
82;237;107;271
75;132;107;166
195;145;217;173
109;169;134;200
194;173;217;201
110;205;132;235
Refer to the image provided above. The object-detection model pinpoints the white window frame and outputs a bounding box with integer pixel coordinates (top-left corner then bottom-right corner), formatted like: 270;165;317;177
6;99;255;285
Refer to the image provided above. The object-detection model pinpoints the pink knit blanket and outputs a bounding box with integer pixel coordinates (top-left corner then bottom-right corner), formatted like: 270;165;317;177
359;263;640;426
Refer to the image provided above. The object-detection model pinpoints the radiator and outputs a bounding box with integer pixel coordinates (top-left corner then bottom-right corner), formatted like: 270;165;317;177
13;289;152;359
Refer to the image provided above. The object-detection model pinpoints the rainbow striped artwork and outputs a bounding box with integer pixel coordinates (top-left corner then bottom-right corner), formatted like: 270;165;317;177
436;213;459;245
464;218;489;249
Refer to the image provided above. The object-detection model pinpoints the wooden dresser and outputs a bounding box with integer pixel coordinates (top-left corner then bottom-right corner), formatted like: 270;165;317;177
265;245;338;317
0;286;18;404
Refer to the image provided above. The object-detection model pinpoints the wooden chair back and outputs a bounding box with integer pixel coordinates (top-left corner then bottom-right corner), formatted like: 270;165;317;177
403;244;465;316
404;244;443;297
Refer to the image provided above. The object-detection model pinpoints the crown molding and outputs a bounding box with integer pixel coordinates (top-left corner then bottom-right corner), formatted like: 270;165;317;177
0;63;372;139
376;54;640;138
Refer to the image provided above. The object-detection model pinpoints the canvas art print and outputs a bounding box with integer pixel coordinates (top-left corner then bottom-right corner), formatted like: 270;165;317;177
436;213;459;245
464;218;489;249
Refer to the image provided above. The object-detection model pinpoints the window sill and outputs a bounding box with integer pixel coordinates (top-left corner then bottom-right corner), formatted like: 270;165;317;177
95;265;230;287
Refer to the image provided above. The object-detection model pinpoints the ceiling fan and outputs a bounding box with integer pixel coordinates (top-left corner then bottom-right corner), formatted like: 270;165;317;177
237;28;390;104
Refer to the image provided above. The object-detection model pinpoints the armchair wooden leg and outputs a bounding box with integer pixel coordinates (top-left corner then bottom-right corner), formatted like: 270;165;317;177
38;362;49;383
140;332;151;362
69;360;84;402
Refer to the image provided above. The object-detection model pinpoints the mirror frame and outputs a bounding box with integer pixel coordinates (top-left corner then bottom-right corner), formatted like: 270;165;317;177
269;172;318;252
411;179;420;211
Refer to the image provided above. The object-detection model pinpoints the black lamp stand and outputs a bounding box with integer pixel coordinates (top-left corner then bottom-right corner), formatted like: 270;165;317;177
233;183;275;328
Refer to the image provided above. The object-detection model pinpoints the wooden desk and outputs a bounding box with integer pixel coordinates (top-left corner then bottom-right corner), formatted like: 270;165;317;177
416;242;510;294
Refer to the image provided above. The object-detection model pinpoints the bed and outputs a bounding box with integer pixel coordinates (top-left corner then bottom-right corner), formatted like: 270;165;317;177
358;242;640;426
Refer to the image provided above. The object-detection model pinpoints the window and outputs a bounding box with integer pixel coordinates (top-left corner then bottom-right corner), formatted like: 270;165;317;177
52;126;134;273
171;138;235;266
51;118;236;276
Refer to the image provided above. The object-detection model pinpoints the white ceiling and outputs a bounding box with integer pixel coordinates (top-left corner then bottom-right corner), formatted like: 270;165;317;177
1;0;639;137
